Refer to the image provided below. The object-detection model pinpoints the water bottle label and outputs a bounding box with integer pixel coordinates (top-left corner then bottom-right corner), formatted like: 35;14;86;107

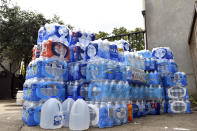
130;68;145;82
109;45;118;60
154;48;166;58
118;48;124;52
132;104;139;114
116;108;126;119
54;115;62;126
123;42;130;51
87;45;97;58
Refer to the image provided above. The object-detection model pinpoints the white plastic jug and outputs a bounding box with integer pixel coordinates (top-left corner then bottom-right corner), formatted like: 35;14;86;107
69;97;90;130
62;96;74;127
40;98;63;129
16;90;23;105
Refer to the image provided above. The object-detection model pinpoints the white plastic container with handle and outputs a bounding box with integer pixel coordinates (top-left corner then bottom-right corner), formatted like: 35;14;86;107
62;96;74;127
40;97;63;129
69;97;90;130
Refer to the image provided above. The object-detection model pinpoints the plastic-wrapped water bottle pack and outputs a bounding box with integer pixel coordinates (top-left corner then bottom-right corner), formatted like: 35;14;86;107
22;23;70;126
152;47;191;114
22;24;191;130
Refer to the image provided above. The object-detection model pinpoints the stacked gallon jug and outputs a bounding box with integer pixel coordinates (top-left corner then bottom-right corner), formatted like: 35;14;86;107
152;47;191;113
22;23;70;126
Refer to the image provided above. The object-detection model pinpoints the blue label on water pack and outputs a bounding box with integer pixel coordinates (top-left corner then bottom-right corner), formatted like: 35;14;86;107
85;43;98;61
132;104;140;118
109;44;118;61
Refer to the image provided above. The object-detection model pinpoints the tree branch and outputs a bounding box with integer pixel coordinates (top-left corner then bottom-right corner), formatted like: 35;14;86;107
0;62;9;72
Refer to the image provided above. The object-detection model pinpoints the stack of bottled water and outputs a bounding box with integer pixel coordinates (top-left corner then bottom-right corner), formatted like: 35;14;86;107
84;39;134;128
22;23;70;126
152;47;191;114
129;50;164;118
22;23;191;130
67;29;95;101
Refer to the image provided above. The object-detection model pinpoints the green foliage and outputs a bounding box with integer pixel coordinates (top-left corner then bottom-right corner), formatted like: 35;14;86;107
95;31;109;39
96;27;145;51
0;0;61;76
112;27;128;35
190;95;197;105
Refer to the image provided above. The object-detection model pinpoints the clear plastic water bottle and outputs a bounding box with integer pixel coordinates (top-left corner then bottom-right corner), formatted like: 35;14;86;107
72;81;79;100
98;102;108;128
107;60;115;80
88;81;102;101
102;80;110;102
79;81;89;100
116;81;123;101
140;55;145;70
113;101;121;126
107;101;114;127
122;101;128;124
125;81;130;101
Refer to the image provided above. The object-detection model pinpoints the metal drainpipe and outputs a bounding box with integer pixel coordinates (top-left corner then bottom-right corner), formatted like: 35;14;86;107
142;10;148;50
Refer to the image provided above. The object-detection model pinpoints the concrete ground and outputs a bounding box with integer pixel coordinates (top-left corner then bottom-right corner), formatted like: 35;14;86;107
1;100;197;131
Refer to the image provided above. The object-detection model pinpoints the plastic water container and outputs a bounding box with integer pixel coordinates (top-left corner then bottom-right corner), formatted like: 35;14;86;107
152;47;174;59
113;101;121;126
62;96;75;127
88;81;103;101
86;61;99;81
132;101;141;118
40;98;63;129
79;81;90;100
165;86;189;100
42;58;68;81
22;101;42;126
69;97;90;130
98;102;109;128
121;101;128;124
85;43;98;61
43;24;70;45
16;90;23;105
36;81;65;101
127;101;133;123
167;99;191;114
174;72;187;86
106;102;114;127
40;40;69;60
88;102;99;127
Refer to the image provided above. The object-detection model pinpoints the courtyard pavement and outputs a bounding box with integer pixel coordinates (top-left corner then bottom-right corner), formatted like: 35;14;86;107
1;100;197;131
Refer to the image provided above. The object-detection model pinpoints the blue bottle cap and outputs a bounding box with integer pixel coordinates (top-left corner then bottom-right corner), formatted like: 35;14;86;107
77;96;83;99
51;96;56;98
68;96;72;98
